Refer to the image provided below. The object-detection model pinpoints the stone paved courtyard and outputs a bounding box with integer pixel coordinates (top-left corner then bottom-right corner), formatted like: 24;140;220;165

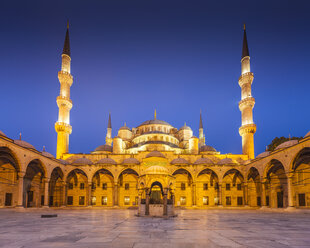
0;209;310;248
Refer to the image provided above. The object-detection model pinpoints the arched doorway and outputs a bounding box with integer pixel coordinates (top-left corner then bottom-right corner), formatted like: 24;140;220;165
196;169;219;207
149;181;164;204
247;167;261;207
118;169;139;207
49;167;64;207
265;159;288;208
0;147;20;207
292;148;310;208
222;169;244;207
24;159;46;208
91;169;114;206
172;169;193;207
66;169;88;207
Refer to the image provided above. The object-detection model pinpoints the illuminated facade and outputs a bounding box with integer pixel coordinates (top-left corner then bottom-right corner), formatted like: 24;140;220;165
0;24;310;213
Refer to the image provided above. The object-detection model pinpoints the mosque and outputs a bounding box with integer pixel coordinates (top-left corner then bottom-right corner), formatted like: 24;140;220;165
0;24;309;214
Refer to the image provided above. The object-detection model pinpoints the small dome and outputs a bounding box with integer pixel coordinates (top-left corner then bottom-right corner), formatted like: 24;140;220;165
94;145;112;152
96;158;117;165
304;131;310;138
179;124;192;131
145;165;168;175
200;145;217;152
217;158;238;165
14;140;35;150
42;151;55;159
122;157;140;165
0;131;6;137
73;157;93;165
171;157;189;165
59;159;70;165
275;140;298;150
145;151;165;158
256;151;270;158
194;157;214;165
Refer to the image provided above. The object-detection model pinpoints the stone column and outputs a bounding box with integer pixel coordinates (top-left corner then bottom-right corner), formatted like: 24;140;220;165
17;172;25;208
261;180;266;207
145;189;150;215
113;183;119;206
218;183;222;206
243;182;248;206
163;188;168;216
287;173;295;208
43;178;50;208
61;182;67;207
191;183;196;206
87;183;92;206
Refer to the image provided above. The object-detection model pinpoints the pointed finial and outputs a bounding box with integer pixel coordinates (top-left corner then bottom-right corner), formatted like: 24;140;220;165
67;20;69;29
19;132;22;140
62;21;71;56
184;122;186;127
243;23;246;31
289;134;291;140
124;122;127;127
43;146;46;152
154;109;157;120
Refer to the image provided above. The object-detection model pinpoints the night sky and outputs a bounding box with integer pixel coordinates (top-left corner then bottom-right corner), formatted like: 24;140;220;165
1;0;310;156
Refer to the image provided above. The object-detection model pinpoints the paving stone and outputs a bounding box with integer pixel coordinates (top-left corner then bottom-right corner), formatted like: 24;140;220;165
0;209;309;248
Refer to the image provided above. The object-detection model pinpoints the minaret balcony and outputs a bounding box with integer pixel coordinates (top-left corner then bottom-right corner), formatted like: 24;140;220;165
239;124;256;136
57;96;73;109
238;72;253;87
58;71;73;86
238;97;255;111
55;122;72;134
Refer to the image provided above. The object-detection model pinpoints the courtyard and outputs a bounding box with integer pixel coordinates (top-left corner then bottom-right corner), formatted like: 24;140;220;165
0;209;309;248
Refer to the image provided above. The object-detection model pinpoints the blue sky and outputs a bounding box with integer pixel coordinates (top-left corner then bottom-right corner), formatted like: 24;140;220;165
1;0;310;156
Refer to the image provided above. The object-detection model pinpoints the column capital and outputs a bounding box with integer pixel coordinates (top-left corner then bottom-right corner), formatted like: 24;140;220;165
18;172;26;178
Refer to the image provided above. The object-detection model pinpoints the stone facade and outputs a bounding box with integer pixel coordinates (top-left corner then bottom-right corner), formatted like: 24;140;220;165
0;24;309;212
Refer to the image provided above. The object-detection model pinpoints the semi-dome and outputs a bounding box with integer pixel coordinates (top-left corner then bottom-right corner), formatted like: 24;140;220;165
170;157;189;165
194;157;214;165
0;131;6;137
94;145;112;152
96;158;117;165
145;150;165;158
73;157;93;165
304;131;310;138
122;157;140;165
200;145;217;152
14;140;35;150
42;151;55;159
217;158;238;165
256;151;270;159
145;165;168;175
138;119;171;127
275;140;298;150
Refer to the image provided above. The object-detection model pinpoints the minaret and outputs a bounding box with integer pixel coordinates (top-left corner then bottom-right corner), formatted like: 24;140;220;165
199;111;205;147
238;24;256;159
55;22;73;159
105;113;113;146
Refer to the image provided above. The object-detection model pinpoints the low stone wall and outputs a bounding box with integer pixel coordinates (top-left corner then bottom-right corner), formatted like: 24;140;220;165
138;204;174;216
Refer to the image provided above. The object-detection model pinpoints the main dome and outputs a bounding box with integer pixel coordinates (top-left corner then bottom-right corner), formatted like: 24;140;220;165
138;119;172;127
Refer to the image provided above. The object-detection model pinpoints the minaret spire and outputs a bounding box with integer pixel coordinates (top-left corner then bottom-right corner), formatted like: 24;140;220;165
199;110;205;146
106;113;112;146
242;23;249;59
62;21;71;57
154;109;157;120
238;25;256;159
55;22;73;159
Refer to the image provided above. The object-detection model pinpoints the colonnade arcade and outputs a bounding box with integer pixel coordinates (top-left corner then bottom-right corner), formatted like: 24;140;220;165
1;144;310;209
